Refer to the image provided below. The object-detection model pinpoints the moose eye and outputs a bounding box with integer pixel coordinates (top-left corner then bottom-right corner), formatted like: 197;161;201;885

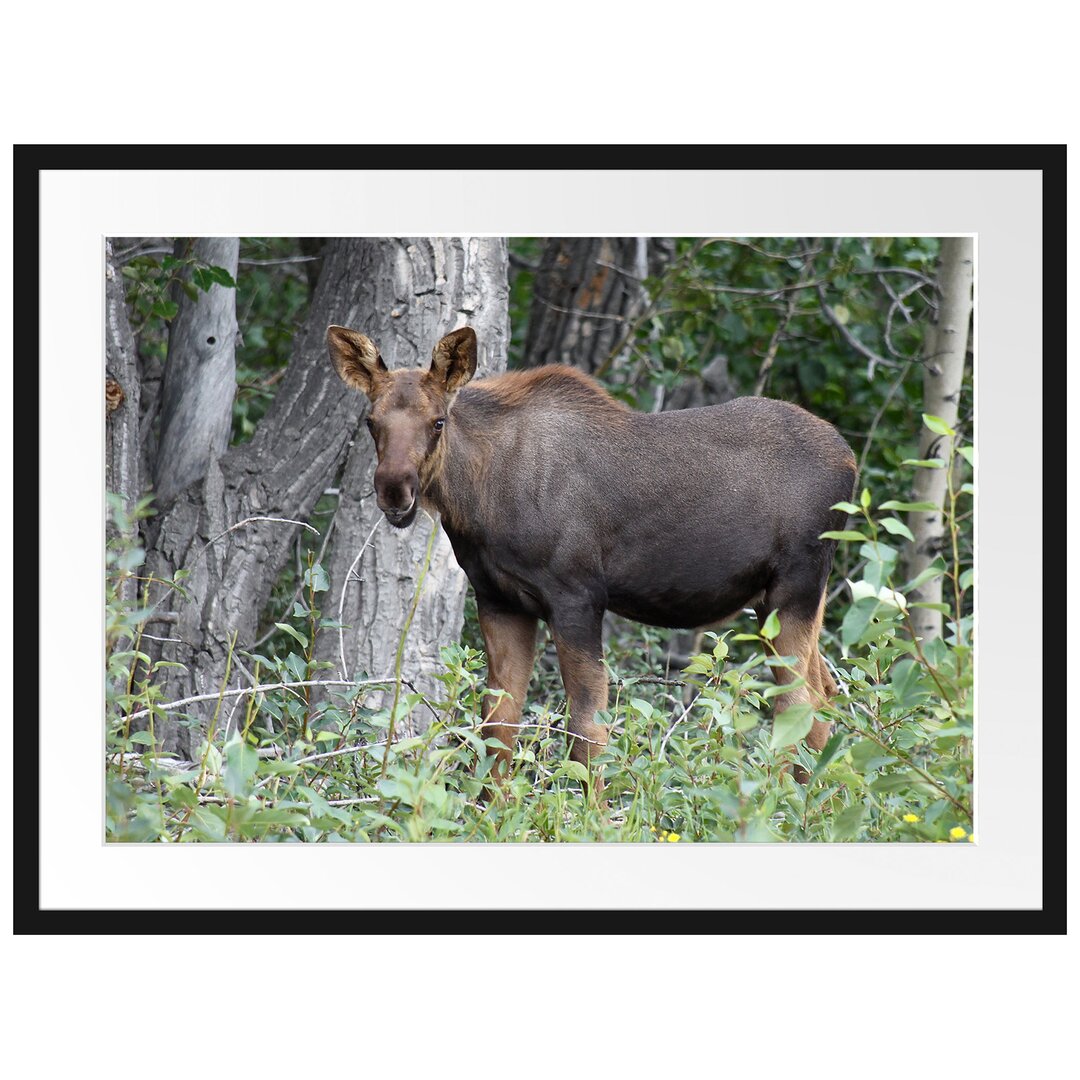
433;418;446;433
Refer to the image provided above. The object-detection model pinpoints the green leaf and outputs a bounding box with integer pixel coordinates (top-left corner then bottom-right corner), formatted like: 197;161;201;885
150;299;179;320
849;739;895;773
889;659;925;707
958;445;975;466
770;703;815;749
829;803;866;841
902;458;946;469
303;564;330;593
809;731;847;783
841;597;880;649
878;517;915;541
274;622;309;649
682;657;713;676
207;264;237;288
902;556;947;592
733;709;758;733
877;500;939;512
283;651;308;682
246;810;310;828
760;609;781;640
224;739;260;798
923;414;956;437
870;771;931;796
830;501;862;514
819;530;869;542
629;698;655;718
860;487;872;509
258;760;300;776
762;677;805;698
167;785;198;809
558;760;591;784
128;731;156;746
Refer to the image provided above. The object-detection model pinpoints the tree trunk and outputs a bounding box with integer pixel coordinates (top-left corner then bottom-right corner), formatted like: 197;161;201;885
523;237;671;373
317;238;510;735
134;238;509;756
907;236;973;640
105;238;143;561
154;238;240;504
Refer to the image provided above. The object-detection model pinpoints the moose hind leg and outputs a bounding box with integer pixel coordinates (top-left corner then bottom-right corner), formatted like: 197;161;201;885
760;591;833;778
477;608;539;781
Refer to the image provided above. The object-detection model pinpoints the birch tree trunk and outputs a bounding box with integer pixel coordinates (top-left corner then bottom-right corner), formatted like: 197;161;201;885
907;236;973;640
523;237;671;373
139;239;366;755
105;239;142;567
154;238;240;504
317;238;510;735
129;238;509;756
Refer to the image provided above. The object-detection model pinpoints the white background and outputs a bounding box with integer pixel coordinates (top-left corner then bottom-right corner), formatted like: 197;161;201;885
39;171;1037;912
3;2;1074;1078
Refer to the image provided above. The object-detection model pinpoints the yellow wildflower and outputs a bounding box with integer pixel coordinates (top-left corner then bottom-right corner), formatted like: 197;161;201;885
949;826;967;840
667;832;680;842
967;834;976;843
902;814;919;823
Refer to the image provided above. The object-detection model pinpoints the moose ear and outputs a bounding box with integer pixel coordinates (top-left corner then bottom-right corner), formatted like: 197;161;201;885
429;327;477;393
327;325;388;396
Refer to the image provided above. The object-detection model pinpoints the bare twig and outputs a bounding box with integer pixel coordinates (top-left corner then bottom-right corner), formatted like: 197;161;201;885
253;513;337;649
882;280;930;361
752;292;799;396
238;255;322;267
123;677;399;723
857;361;914;478
533;294;634;322
815;281;897;378
714;238;825;261
192;517;320;566
850;266;937;287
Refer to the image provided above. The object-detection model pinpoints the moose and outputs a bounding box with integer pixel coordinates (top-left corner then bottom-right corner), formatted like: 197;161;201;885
328;324;856;789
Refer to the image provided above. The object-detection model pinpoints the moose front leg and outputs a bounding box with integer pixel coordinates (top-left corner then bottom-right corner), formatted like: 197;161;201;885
550;610;609;789
476;607;539;782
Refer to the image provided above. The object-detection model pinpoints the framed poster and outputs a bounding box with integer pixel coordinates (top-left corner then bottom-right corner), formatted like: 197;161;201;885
18;146;1061;929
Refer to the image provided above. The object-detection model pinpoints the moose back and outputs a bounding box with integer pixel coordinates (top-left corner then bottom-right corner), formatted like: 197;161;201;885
328;325;856;785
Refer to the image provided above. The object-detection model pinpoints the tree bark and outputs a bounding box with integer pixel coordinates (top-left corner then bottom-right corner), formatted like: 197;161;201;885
105;238;143;553
317;238;510;735
136;238;509;756
154;238;240;504
907;236;973;640
523;237;671;373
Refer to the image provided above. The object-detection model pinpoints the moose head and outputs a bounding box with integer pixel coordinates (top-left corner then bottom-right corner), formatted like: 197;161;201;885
327;325;477;528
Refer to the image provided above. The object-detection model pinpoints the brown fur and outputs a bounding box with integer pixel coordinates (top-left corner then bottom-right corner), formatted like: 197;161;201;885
328;325;856;791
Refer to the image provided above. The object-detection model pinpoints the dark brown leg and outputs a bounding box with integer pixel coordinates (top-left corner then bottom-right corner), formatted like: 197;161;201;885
551;625;609;791
477;607;539;782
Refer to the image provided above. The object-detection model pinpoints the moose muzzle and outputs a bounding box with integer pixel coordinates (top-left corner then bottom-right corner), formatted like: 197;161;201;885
374;462;419;528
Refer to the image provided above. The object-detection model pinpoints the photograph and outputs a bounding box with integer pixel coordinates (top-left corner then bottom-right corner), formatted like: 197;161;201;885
105;233;975;844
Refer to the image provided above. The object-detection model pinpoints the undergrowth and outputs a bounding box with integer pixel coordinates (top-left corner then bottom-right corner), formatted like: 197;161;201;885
105;417;973;843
